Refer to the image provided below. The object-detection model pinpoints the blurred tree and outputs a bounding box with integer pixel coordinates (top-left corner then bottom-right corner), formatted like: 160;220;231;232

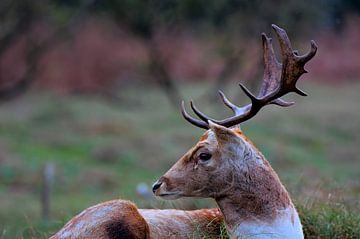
325;0;360;32
0;0;39;100
205;0;327;100
0;0;97;101
94;0;184;106
94;0;329;103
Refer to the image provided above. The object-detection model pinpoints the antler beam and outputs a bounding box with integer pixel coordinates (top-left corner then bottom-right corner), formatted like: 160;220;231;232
182;24;317;129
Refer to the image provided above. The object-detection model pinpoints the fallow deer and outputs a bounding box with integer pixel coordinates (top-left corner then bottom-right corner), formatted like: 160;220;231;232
50;25;316;239
153;24;317;238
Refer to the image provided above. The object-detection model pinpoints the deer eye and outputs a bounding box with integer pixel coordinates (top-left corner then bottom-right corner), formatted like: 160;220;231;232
198;152;212;162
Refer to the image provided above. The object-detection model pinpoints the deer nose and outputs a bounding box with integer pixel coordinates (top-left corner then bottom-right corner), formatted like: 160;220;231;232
152;181;162;194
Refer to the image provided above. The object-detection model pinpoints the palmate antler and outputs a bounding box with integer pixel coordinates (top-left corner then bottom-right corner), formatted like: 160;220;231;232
181;24;317;129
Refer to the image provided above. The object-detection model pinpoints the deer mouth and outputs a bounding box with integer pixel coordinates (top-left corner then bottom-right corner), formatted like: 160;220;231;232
158;192;181;200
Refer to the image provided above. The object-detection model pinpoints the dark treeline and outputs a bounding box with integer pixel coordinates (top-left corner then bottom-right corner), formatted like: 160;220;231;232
66;0;360;36
0;0;359;104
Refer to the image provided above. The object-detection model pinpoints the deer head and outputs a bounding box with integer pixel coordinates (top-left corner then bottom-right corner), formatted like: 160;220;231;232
152;25;317;222
152;121;263;200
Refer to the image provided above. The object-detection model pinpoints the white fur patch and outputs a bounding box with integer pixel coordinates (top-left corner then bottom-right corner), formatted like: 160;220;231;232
229;206;303;239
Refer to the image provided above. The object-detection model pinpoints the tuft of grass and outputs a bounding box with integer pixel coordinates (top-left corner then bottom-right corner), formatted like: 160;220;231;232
189;218;229;239
299;203;360;239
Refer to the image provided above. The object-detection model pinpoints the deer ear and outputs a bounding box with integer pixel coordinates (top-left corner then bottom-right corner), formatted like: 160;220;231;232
208;121;240;146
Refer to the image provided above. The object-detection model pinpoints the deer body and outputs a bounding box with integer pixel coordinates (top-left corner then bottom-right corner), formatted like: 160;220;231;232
139;207;222;238
50;200;223;239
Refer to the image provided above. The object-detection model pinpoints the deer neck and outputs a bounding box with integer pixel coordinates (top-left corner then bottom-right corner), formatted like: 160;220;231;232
215;143;293;235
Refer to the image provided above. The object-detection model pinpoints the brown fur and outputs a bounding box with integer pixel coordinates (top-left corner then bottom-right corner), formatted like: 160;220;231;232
199;132;209;141
140;208;223;238
51;200;149;239
105;219;147;239
205;127;291;220
216;156;291;226
230;128;260;151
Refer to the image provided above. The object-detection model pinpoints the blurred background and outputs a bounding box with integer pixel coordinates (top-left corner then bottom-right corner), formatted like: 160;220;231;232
0;0;359;238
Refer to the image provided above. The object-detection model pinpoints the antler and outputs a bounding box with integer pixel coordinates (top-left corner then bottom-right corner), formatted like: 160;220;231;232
181;24;317;129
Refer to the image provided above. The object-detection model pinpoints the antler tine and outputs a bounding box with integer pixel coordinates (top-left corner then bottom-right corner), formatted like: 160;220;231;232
181;101;209;129
259;32;294;107
270;99;294;107
271;24;317;96
219;90;251;116
218;90;237;113
299;40;317;65
190;101;217;123
258;33;281;97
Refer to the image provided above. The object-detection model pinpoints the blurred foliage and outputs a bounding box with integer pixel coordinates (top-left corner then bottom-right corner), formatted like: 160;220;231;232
0;0;359;102
2;0;358;39
82;0;359;36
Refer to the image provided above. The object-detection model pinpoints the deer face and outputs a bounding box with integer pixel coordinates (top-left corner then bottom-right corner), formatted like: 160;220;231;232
152;122;251;200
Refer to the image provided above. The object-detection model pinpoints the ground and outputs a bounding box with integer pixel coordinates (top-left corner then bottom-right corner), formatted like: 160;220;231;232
0;81;359;238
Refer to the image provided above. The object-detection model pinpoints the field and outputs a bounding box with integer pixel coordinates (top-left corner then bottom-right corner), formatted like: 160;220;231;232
0;81;359;238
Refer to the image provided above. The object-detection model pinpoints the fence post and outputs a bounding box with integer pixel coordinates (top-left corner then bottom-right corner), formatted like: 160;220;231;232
41;162;55;220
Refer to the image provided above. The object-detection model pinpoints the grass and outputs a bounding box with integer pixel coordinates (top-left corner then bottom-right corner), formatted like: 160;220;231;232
0;81;359;238
299;203;360;239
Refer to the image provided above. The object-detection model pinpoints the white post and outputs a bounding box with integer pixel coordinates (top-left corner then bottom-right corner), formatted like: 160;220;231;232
41;162;55;220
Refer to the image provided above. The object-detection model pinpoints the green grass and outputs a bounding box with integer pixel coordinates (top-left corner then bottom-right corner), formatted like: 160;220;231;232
299;202;360;239
0;81;359;238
